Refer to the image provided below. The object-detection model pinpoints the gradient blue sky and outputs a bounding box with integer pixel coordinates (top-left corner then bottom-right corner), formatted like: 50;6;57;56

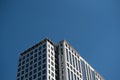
0;0;120;80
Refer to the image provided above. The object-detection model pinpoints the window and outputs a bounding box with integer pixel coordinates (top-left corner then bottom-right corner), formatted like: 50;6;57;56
43;54;46;58
26;58;29;62
38;61;41;65
39;46;41;50
51;56;53;60
78;60;81;72
42;64;46;68
29;71;32;76
51;61;54;66
26;63;29;67
43;44;46;48
25;68;28;72
18;68;21;72
27;54;29;57
43;59;46;63
17;73;20;77
42;69;46;74
38;56;41;60
29;77;32;80
34;49;38;53
51;72;54;77
38;77;41;80
75;57;78;70
72;55;75;67
38;72;41;76
71;71;73;80
39;51;41;55
34;58;37;63
22;66;24;70
34;64;37;68
38;66;41;71
42;75;46;80
23;56;25;60
30;56;33;60
66;49;69;62
18;63;21;67
67;69;70;80
22;61;25;65
30;61;33;65
30;51;33;55
33;74;37;79
43;49;46;53
34;54;37;58
69;52;72;65
30;66;32;70
25;74;28;78
34;69;37;73
74;74;76;80
51;67;54;71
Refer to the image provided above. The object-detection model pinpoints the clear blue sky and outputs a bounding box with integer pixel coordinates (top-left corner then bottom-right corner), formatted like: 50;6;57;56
0;0;120;80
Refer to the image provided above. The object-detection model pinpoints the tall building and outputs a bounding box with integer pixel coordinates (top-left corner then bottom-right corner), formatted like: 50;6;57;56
16;38;104;80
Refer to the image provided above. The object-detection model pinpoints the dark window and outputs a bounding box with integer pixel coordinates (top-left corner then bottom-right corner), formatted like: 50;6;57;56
30;66;32;70
39;51;41;55
22;61;25;65
66;49;69;62
34;49;38;52
43;54;46;58
25;74;28;78
30;56;33;59
34;64;37;68
42;69;46;74
34;69;37;73
29;77;32;80
72;55;75;67
30;51;33;55
17;73;20;77
38;77;41;80
23;56;25;60
38;66;41;71
34;54;37;58
18;68;21;72
26;63;29;67
19;58;21;62
26;58;29;62
42;75;46;80
43;59;46;63
38;56;41;60
34;58;37;63
67;69;70;80
22;66;24;70
42;64;46;68
30;61;33;65
18;63;21;67
25;69;28;72
39;46;41;50
69;52;72;65
38;61;41;65
38;72;41;76
29;71;32;76
21;76;24;80
43;44;46;48
33;74;37;79
43;49;46;53
27;54;29;57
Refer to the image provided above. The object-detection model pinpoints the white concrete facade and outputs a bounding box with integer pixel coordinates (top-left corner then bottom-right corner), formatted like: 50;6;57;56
16;38;104;80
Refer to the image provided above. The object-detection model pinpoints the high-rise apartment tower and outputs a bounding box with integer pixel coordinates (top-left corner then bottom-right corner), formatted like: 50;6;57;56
16;38;104;80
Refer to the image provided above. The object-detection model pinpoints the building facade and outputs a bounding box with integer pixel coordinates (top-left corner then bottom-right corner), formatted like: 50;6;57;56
16;38;104;80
